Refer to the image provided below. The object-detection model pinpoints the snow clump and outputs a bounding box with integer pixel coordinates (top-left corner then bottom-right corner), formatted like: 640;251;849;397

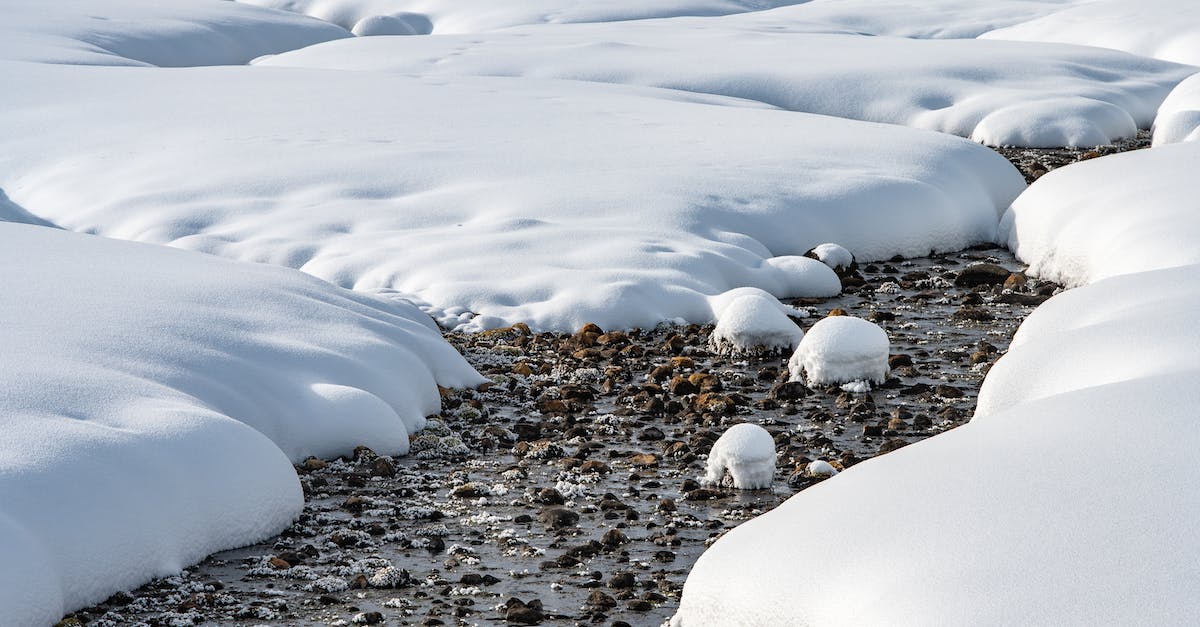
703;423;777;490
709;289;803;356
805;460;839;478
809;243;854;271
789;316;890;386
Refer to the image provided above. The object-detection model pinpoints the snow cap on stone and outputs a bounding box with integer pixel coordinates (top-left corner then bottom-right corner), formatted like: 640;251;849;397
708;288;803;355
704;423;777;490
810;243;854;271
789;315;890;386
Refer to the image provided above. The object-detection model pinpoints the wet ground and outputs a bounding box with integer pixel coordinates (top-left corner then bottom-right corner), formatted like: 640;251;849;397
63;246;1058;627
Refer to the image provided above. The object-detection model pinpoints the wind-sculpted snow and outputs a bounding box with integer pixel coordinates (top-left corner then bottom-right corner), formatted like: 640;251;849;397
236;0;809;34
0;223;483;625
0;0;348;66
0;62;1024;332
982;0;1200;66
258;19;1191;148
676;128;1200;626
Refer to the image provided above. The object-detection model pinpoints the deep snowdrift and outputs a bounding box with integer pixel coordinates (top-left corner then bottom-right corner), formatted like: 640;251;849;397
258;21;1192;147
0;61;1024;332
1154;72;1200;146
0;0;348;66
0;223;483;626
676;121;1200;626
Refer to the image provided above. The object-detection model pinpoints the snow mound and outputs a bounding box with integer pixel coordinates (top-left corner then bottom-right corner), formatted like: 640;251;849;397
259;23;1192;147
238;0;808;34
810;243;854;271
0;223;482;625
1000;140;1200;287
708;289;804;356
0;62;1023;332
982;0;1200;66
675;264;1200;626
805;460;839;478
0;0;349;67
1153;72;1200;146
703;423;777;489
789;316;890;386
745;0;1074;39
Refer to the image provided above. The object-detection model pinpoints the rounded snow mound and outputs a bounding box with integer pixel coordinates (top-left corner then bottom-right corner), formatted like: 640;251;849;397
789;316;890;386
1153;72;1200;146
703;423;776;490
809;243;854;271
971;97;1137;148
352;13;433;36
708;289;803;356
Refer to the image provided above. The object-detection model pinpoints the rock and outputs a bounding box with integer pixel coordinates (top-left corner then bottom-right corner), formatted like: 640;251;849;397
353;611;384;625
608;572;637;589
638;427;666;441
267;556;291;570
953;263;1010;287
451;482;489;498
300;456;327;471
668;375;699;396
534;488;565;505
951;306;995;322
538;506;579;529
585;590;617;610
629;453;659;467
504;598;545;625
878;438;909;455
369;457;395;477
580;460;611;474
601;529;630;547
767;381;807;401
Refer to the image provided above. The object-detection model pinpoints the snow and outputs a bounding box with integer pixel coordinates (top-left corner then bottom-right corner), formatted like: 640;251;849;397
788;316;890;386
0;61;1023;332
810;243;854;271
1153;72;1200;146
703;423;777;489
677;95;1200;627
0;222;483;626
236;0;809;34
1000;140;1200;287
982;0;1200;66
258;20;1192;147
0;0;348;67
708;290;805;356
804;460;839;478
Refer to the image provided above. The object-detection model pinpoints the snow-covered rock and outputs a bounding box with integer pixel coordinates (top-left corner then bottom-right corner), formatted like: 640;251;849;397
0;61;1023;332
703;423;777;489
0;222;483;626
804;460;839;478
259;20;1192;147
1000;140;1200;287
1153;72;1200;146
789;316;891;386
0;0;349;67
708;290;804;356
810;243;854;271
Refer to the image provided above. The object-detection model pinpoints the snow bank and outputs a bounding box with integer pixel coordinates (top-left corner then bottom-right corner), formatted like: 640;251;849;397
677;110;1200;627
0;223;482;625
788;316;890;386
259;22;1191;147
0;61;1023;332
703;423;777;489
0;0;348;67
1000;140;1200;287
1154;72;1200;146
237;0;806;34
982;0;1200;66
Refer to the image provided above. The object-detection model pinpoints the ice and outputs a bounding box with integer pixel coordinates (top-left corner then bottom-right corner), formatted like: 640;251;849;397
703;423;777;490
788;316;891;386
259;19;1192;147
1153;72;1200;146
0;223;482;625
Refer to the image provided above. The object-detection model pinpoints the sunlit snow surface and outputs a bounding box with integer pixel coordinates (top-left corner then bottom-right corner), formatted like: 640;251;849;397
3;0;1200;624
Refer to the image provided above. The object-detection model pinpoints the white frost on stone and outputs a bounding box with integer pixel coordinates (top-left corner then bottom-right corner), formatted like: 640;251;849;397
789;316;890;386
703;423;777;490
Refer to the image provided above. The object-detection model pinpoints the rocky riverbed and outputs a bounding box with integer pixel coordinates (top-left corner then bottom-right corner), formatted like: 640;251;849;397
62;244;1059;627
